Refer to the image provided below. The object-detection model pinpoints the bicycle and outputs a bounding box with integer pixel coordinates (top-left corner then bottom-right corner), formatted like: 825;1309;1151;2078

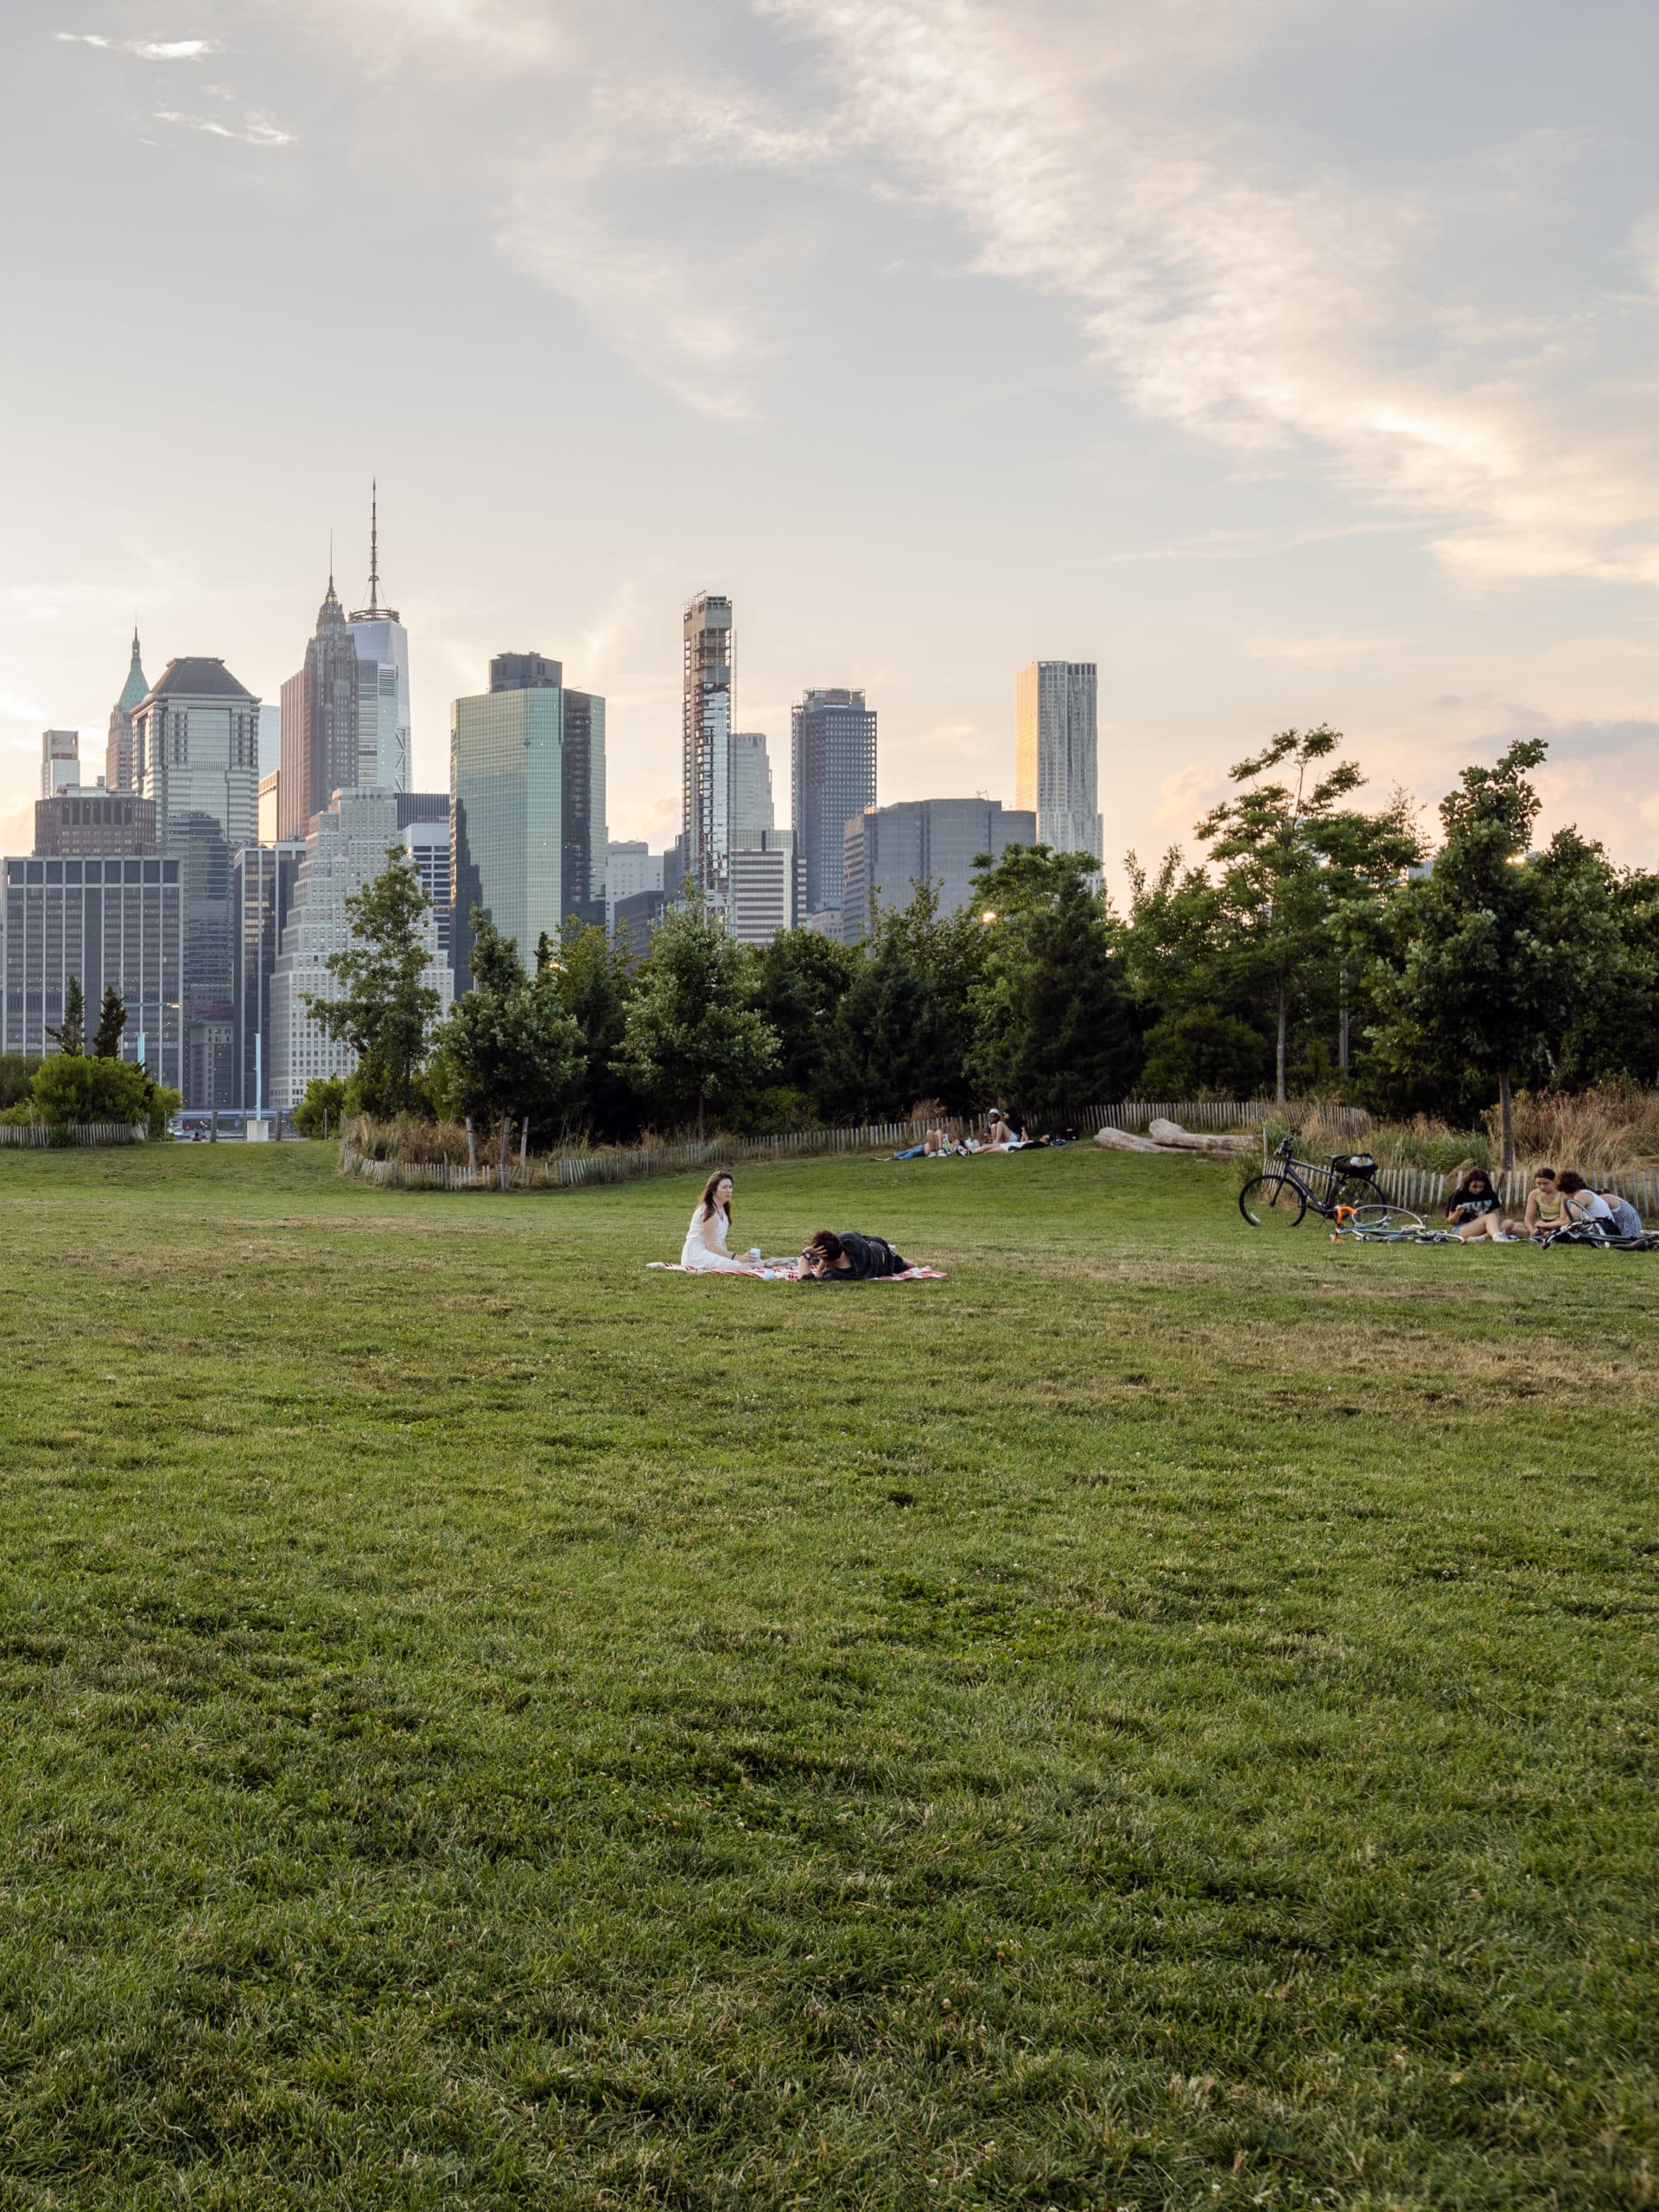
1238;1139;1403;1237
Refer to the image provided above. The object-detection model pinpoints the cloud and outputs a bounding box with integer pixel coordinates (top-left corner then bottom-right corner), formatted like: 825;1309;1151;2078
56;32;221;59
154;109;296;147
757;0;1659;593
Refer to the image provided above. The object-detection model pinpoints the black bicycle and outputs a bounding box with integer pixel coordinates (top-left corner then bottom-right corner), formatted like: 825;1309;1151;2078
1239;1139;1395;1237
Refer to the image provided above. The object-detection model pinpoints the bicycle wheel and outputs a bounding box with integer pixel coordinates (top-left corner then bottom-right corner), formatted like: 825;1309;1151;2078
1332;1173;1387;1212
1347;1204;1425;1240
1239;1174;1307;1233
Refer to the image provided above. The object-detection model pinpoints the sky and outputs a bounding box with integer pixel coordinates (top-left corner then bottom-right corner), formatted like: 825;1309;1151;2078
3;0;1656;900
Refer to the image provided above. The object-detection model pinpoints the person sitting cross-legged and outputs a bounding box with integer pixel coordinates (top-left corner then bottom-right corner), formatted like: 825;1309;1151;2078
797;1228;912;1282
1446;1168;1511;1242
1556;1172;1617;1236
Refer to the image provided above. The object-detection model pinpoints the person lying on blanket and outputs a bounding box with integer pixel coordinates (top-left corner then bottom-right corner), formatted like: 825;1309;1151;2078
797;1228;912;1281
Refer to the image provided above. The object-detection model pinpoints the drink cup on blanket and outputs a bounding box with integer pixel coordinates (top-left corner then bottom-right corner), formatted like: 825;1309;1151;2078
748;1247;762;1262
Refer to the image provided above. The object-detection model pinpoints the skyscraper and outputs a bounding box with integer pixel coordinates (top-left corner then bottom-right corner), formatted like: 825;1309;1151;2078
732;732;774;849
232;841;306;1112
841;798;1036;944
729;830;804;945
1015;661;1102;861
41;730;80;800
2;855;183;1090
346;487;412;794
278;575;362;842
450;653;607;982
132;657;262;1105
105;631;149;792
682;593;733;904
791;687;877;923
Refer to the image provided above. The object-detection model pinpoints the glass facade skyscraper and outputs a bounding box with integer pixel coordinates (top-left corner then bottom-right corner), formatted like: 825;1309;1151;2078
1015;661;1102;861
450;656;606;982
791;687;878;923
232;841;306;1111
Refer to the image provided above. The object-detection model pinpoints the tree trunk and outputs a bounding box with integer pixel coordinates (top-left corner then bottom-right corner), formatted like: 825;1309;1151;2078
466;1116;476;1175
697;1092;705;1142
1498;1066;1514;1173
499;1116;510;1192
1274;976;1287;1107
519;1120;529;1184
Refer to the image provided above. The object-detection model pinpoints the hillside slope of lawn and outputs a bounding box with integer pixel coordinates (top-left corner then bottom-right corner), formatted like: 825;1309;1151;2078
0;1141;1655;2209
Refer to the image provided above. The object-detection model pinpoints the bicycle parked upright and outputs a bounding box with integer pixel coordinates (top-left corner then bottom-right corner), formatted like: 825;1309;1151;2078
1238;1138;1401;1237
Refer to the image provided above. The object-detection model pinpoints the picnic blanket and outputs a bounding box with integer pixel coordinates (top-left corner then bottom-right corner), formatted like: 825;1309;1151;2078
648;1262;949;1280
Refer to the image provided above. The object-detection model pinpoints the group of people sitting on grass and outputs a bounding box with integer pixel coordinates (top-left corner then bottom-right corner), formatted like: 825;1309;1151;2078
1445;1165;1644;1243
679;1171;914;1281
892;1109;1079;1160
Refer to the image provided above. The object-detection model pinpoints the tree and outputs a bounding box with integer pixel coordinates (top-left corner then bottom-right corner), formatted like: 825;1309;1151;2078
48;976;86;1057
1138;1007;1268;1097
303;848;441;1115
552;921;640;1141
820;880;989;1122
1365;741;1620;1166
91;984;127;1061
0;1056;41;1110
748;928;857;1118
967;846;1140;1114
1190;728;1421;1103
613;893;779;1135
439;912;586;1134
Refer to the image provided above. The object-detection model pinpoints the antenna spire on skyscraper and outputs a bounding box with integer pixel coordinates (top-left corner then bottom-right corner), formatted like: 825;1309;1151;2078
367;480;381;617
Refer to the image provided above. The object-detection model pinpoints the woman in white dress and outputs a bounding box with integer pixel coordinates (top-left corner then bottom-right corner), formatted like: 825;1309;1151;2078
680;1170;760;1273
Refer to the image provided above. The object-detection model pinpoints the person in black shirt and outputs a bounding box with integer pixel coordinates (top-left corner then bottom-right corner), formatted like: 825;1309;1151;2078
798;1229;912;1281
1446;1168;1510;1242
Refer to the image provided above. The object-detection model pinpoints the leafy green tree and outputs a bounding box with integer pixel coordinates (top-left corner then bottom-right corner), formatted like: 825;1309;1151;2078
613;893;779;1136
48;976;86;1057
821;881;988;1122
1365;741;1622;1165
0;1055;41;1110
748;927;857;1116
292;1074;349;1137
1553;864;1659;1087
967;846;1139;1114
440;912;586;1135
1138;1007;1268;1097
91;984;127;1061
303;848;441;1115
553;921;640;1141
1189;728;1421;1104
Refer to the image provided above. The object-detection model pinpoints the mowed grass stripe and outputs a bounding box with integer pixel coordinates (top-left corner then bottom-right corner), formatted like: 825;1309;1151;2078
0;1141;1654;2209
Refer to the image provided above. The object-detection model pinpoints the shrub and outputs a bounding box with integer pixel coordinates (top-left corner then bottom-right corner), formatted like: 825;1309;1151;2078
1139;1008;1268;1098
30;1054;153;1128
0;1055;40;1110
292;1075;348;1138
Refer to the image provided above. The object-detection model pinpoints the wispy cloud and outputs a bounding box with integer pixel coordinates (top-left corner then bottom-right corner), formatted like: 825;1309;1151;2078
1247;634;1404;664
56;32;221;59
757;0;1659;594
154;108;296;148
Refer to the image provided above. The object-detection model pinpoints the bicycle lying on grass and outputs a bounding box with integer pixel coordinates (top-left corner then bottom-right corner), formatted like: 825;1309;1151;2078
1238;1140;1420;1239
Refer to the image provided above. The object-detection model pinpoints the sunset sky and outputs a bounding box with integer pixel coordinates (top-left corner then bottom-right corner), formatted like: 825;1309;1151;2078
3;0;1656;898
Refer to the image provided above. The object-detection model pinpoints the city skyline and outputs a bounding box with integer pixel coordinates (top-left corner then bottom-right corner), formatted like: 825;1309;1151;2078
3;3;1654;898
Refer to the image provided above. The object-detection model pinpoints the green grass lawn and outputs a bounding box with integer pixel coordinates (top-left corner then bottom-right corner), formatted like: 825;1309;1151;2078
1;1141;1655;2210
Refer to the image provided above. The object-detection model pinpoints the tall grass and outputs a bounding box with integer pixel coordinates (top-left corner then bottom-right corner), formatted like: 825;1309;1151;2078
1484;1080;1659;1175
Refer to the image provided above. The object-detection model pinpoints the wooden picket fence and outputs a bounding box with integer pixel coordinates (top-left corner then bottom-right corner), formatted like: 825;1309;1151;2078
0;1122;146;1148
338;1096;1359;1195
1376;1166;1659;1216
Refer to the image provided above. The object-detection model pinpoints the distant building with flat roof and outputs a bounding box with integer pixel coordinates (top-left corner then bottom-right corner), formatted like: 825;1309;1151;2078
841;798;1035;943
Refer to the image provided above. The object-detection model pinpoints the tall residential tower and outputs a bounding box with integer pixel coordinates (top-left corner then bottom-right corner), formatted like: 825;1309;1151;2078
1015;661;1101;861
682;593;733;904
